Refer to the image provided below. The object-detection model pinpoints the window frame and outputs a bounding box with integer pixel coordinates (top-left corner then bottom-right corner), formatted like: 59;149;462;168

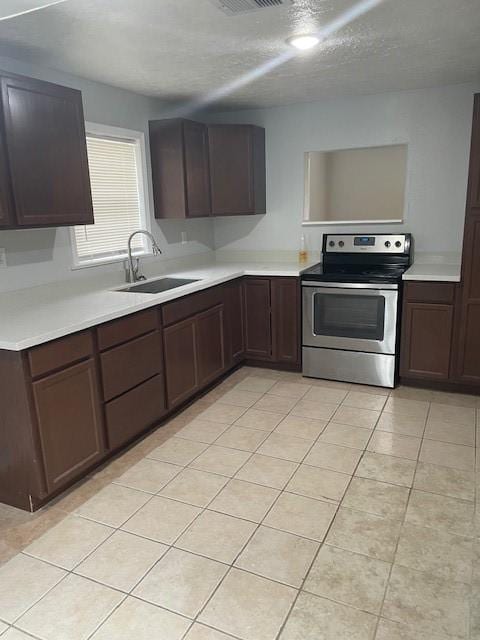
70;122;152;269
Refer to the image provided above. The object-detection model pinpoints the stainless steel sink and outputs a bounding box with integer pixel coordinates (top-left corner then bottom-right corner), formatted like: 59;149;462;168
119;277;199;294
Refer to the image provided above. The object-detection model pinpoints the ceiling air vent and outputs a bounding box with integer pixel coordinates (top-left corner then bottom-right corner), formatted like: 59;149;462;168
211;0;294;16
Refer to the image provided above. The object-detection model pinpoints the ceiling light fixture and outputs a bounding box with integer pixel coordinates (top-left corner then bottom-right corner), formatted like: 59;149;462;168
286;34;321;51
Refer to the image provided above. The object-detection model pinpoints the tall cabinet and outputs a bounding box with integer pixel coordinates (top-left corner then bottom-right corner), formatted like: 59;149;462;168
454;93;480;384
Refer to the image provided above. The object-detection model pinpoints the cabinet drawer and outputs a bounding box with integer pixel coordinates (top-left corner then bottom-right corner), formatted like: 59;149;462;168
28;331;93;378
404;282;455;304
105;374;166;450
97;308;159;351
162;286;224;326
101;331;162;401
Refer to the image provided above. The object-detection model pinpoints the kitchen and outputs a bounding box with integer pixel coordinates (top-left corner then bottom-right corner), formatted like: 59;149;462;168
0;1;479;639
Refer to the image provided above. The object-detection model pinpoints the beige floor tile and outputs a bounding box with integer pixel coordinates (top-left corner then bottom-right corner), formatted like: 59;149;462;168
91;596;190;640
389;386;434;402
235;526;318;587
133;547;227;618
419;439;475;471
159;468;228;507
147;437;208;465
303;386;348;404
355;452;416;487
286;464;350;502
234;408;285;432
351;383;391;396
263;492;336;541
22;515;112;571
199;568;296;640
304;441;362;474
253;394;298;414
189;445;251;476
367;431;421;460
175;510;256;563
405;490;474;537
375;617;453;640
290;398;338;421
396;523;473;583
431;390;479;408
375;412;425;437
184;624;235;640
269;381;311;400
383;564;469;638
424;418;475;446
413;462;475;501
257;432;312;462
383;397;429;419
318;422;371;450
342;391;387;411
274;414;327;441
305;544;390;614
1;629;34;639
215;426;268;452
122;496;201;544
199;402;248;424
429;402;476;426
209;479;280;522
74;530;167;592
280;592;377;640
234;454;298;489
310;378;352;391
175;419;230;444
17;574;123;640
113;459;182;494
75;484;151;528
326;507;401;561
0;621;7;634
235;376;277;393
218;389;263;408
0;554;65;624
332;404;381;430
342;477;409;520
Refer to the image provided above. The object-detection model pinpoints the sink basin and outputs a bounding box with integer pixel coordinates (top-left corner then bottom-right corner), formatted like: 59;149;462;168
119;277;199;294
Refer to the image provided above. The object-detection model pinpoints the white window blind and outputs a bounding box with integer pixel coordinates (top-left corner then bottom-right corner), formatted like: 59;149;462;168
72;132;147;264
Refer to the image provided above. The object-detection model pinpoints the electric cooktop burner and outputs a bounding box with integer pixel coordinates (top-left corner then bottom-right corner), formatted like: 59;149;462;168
301;263;407;284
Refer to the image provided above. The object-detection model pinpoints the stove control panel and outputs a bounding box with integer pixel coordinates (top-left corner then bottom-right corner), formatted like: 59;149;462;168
324;234;410;254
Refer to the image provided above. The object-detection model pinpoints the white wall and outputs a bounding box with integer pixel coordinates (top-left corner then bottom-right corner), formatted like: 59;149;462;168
209;83;479;257
0;56;215;293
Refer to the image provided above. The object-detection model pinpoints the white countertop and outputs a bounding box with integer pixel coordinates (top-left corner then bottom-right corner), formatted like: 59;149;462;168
402;253;462;282
0;261;310;351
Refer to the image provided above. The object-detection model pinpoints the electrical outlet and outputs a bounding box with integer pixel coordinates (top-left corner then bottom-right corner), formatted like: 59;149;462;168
0;248;6;268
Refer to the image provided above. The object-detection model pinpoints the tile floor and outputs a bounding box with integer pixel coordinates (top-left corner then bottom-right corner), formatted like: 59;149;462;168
0;366;479;640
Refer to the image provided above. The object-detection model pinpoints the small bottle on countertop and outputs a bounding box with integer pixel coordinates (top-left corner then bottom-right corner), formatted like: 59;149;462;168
299;234;308;264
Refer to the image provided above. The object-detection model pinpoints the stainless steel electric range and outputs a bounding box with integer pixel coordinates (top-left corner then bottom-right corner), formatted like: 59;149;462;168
301;233;412;388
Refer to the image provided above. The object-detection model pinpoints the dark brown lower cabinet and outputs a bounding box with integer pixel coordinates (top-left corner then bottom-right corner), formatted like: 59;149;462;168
196;305;225;386
224;279;245;366
400;302;454;380
243;278;272;359
163;317;198;408
271;278;300;365
32;359;104;493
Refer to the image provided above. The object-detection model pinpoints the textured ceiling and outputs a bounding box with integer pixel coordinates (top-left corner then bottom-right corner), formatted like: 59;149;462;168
0;0;479;109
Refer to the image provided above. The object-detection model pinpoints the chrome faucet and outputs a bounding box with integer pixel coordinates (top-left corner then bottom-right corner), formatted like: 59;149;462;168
125;230;162;283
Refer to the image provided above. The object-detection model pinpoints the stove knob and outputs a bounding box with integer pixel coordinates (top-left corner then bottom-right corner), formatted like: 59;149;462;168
384;241;391;248
329;241;335;247
395;241;402;248
338;240;344;247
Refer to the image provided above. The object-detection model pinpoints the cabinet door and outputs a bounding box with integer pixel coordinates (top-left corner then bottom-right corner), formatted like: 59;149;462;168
400;303;453;380
196;305;225;387
163;317;198;407
224;280;245;366
1;73;93;227
0;118;13;227
271;278;300;365
243;278;271;359
32;359;104;493
184;120;211;218
208;125;265;216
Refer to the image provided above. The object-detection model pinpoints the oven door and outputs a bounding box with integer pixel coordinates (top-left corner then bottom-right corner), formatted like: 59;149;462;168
302;282;399;355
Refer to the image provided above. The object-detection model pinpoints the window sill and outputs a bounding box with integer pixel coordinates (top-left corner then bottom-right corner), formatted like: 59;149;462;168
71;252;150;271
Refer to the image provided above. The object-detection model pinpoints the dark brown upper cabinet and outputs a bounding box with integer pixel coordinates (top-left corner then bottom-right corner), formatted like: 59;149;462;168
0;71;93;228
149;118;211;219
208;124;266;216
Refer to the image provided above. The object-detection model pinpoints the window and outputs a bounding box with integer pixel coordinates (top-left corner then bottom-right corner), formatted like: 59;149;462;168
71;123;150;267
